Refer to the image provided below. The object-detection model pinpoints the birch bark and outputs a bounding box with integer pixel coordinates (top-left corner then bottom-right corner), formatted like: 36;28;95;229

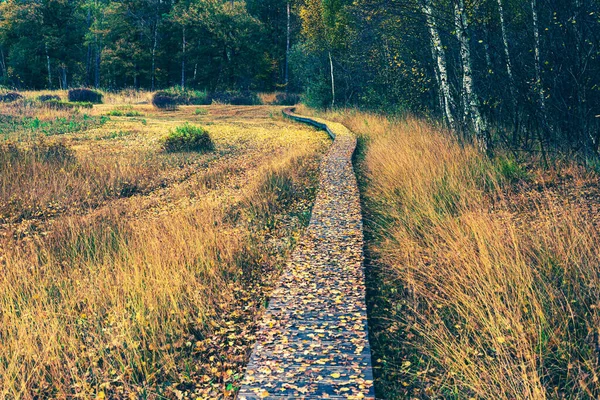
531;0;546;113
422;0;455;129
329;51;335;108
455;0;489;152
181;26;186;89
285;1;290;93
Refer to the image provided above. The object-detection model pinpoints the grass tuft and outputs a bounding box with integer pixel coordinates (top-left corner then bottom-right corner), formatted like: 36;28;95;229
162;123;213;153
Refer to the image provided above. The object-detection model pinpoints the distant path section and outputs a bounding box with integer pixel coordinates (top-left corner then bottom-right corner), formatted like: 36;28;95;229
237;109;375;399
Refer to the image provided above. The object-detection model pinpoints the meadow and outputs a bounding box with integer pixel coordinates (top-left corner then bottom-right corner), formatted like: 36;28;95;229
301;106;600;399
0;93;329;399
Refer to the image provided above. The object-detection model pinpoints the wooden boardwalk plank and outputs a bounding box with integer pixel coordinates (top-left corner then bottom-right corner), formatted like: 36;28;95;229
237;109;374;400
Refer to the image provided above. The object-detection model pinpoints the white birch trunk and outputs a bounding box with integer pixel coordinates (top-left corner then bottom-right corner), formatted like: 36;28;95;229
455;0;489;152
497;0;516;105
429;38;445;116
45;43;52;90
422;0;455;129
531;0;546;113
181;25;186;89
0;47;7;80
151;22;158;91
329;51;335;108
285;1;290;93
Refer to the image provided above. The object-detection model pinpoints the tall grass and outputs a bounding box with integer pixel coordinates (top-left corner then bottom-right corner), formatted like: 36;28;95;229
318;109;600;399
0;141;159;221
0;147;321;398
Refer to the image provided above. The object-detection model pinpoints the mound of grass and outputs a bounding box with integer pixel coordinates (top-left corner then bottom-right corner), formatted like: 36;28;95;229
162;123;213;153
152;91;178;110
195;107;208;115
37;94;62;102
162;86;210;105
68;88;103;104
0;91;23;103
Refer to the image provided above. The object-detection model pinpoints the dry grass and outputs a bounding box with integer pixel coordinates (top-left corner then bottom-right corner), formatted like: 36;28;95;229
311;108;600;399
0;96;328;399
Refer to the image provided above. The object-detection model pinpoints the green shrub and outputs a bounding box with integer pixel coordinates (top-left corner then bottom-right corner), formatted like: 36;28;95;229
195;107;208;115
163;86;210;105
162;124;213;153
68;88;103;104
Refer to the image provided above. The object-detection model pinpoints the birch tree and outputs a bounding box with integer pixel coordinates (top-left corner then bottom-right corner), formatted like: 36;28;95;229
454;0;490;152
422;0;456;129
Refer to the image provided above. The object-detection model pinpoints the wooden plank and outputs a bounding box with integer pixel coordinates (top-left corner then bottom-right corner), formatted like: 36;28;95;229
237;109;375;399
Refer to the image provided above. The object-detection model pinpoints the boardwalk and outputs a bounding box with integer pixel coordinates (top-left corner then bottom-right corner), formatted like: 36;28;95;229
237;110;375;399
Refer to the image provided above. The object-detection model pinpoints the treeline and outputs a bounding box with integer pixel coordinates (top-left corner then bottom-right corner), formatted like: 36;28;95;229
0;0;295;91
1;0;600;155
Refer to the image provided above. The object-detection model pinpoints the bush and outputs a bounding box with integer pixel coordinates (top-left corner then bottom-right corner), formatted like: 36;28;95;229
152;91;178;110
209;90;261;105
68;88;103;104
163;86;210;105
43;100;93;110
0;92;23;103
162;123;213;153
195;107;208;115
38;94;62;102
274;92;301;106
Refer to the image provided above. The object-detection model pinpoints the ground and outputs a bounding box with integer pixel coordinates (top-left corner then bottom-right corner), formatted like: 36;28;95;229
0;96;329;399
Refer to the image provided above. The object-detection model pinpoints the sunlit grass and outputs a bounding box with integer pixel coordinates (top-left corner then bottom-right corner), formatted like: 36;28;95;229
313;108;600;399
0;94;329;398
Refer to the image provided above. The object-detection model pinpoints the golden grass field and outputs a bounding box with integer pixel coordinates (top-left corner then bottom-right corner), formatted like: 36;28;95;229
301;106;600;399
0;94;329;399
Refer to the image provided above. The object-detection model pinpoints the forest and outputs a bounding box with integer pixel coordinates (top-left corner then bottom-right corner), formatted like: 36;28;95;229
1;0;599;156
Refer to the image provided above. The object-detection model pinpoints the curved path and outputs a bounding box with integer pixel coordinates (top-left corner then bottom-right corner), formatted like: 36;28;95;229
237;109;375;399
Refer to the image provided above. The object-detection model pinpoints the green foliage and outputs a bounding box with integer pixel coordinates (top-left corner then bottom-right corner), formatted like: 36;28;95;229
163;87;210;105
195;108;208;115
495;155;530;182
162;123;213;153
